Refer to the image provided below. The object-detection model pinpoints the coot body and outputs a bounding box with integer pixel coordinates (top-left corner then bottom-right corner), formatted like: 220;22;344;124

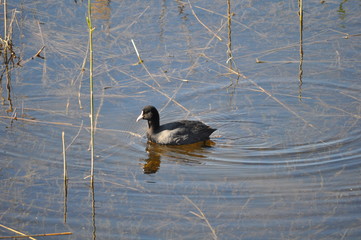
136;105;216;145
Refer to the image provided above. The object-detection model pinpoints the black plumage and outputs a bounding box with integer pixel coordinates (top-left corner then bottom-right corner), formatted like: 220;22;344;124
136;105;216;145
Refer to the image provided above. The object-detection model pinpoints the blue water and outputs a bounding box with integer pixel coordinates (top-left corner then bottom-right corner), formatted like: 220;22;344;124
1;0;360;239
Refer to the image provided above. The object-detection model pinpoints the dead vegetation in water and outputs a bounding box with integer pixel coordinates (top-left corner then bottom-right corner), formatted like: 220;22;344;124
0;224;72;239
0;4;18;113
0;0;330;130
0;3;45;113
1;0;361;239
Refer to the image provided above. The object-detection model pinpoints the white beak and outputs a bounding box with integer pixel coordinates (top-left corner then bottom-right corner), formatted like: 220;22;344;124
136;111;143;122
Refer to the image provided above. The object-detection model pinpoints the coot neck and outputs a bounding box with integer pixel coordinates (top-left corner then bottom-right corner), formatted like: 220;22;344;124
148;119;159;130
148;110;160;130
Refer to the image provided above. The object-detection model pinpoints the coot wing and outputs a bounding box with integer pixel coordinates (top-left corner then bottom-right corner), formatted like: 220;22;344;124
150;120;216;145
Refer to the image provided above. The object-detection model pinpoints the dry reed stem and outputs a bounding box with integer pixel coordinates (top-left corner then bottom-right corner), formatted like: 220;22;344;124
169;13;227;114
184;196;217;240
226;0;233;69
131;39;161;88
187;20;227;78
123;6;150;33
195;5;266;38
126;3;226;117
0;7;20;77
87;0;95;183
117;69;191;114
65;120;83;151
76;38;90;110
339;91;361;102
92;127;140;138
63;177;68;224
91;181;96;238
254;29;348;62
3;0;7;39
0;115;74;126
0;232;72;239
201;54;246;79
0;224;36;240
18;46;45;65
202;54;322;132
256;59;357;64
62;131;67;181
100;178;147;193
298;0;304;99
37;21;48;85
0;115;141;137
342;33;361;39
317;97;361;119
187;0;222;41
67;28;90;111
131;39;143;64
248;78;320;130
6;8;16;41
160;82;187;115
160;17;227;117
0;195;60;214
251;81;322;130
93;83;105;137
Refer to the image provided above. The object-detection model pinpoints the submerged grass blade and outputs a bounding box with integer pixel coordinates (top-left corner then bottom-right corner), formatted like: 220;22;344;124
187;0;222;41
184;196;217;240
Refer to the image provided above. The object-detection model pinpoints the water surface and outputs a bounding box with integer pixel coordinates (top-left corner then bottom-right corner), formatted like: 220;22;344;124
1;0;360;239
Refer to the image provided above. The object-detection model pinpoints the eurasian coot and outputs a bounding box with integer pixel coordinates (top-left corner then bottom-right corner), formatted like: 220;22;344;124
136;105;216;145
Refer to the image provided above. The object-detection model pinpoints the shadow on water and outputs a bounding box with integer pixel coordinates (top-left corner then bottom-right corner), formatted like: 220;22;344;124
142;140;215;174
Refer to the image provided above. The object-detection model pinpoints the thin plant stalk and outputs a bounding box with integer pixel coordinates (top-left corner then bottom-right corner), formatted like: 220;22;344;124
131;39;161;87
62;131;68;223
0;232;72;239
87;0;95;184
298;0;304;100
187;0;222;41
62;131;67;180
184;196;217;240
3;0;7;41
91;184;96;239
226;0;233;70
131;39;143;64
0;224;36;240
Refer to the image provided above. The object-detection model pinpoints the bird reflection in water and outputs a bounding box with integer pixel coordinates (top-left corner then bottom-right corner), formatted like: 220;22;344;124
142;140;215;174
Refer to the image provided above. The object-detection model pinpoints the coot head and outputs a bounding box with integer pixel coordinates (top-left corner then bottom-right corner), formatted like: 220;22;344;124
136;105;160;129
